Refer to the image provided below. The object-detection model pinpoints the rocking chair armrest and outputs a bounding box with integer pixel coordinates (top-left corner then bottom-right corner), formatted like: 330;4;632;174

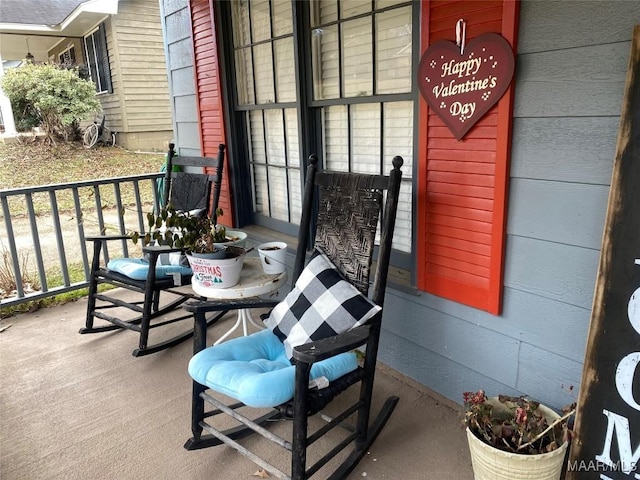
292;325;372;365
183;296;280;314
85;234;131;242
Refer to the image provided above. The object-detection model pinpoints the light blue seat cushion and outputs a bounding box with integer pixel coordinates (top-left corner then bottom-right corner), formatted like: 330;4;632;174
107;258;192;281
188;329;359;408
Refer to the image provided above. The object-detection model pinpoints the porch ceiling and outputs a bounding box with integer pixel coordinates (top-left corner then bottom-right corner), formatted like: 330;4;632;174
0;0;118;62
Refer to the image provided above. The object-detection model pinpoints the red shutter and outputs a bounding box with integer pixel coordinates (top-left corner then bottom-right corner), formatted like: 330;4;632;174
416;0;520;314
189;0;234;225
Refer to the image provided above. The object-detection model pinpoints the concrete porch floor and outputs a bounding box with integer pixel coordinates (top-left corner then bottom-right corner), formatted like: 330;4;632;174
0;290;475;480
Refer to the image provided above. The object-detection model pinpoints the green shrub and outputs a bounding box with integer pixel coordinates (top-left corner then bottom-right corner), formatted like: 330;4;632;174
1;63;101;142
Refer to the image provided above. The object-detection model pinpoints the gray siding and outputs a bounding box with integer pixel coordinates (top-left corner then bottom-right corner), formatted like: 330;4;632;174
380;0;640;410
159;0;201;156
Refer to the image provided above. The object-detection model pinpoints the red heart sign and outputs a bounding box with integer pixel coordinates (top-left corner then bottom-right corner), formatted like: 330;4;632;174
417;33;515;140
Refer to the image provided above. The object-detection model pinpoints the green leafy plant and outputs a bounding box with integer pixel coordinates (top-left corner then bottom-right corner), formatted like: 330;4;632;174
129;205;227;254
1;62;101;142
463;390;575;455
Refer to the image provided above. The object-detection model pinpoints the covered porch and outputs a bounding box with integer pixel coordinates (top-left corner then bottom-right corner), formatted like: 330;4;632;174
0;287;474;480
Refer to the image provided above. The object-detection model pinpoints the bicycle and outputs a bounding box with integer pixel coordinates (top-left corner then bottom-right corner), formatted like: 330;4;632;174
83;114;116;148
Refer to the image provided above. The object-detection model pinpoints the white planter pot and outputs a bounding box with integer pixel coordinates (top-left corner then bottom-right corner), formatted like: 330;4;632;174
187;247;246;291
466;401;568;480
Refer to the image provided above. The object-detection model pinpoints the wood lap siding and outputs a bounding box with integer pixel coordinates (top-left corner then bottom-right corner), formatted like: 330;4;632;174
417;0;519;314
114;0;172;133
189;0;233;224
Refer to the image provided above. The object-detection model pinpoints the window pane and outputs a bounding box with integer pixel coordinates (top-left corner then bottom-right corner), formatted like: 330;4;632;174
376;6;412;94
340;0;371;19
310;0;338;27
235;47;255;105
252;164;269;214
341;17;372;97
312;25;339;100
268;166;289;221
232;1;251;46
285;108;300;167
264;109;286;166
383;101;413;169
376;0;409;8
274;38;296;102
251;0;271;43
323;105;348;171
272;0;292;36
249;111;267;215
351;103;380;174
253;43;275;104
288;169;302;225
383;101;413;253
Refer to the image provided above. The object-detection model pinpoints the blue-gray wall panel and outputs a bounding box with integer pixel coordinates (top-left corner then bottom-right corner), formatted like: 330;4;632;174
510;117;616;185
507;179;610;249
384;291;520;387
514;43;630;118
503;236;600;310
515;343;583;409
176;122;200;151
379;331;522;407
518;0;640;53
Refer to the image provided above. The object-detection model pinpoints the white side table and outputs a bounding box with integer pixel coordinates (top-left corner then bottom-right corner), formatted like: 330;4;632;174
190;257;287;344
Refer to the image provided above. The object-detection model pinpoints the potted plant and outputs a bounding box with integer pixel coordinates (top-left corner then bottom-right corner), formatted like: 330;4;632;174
463;390;575;480
130;205;245;256
130;205;248;289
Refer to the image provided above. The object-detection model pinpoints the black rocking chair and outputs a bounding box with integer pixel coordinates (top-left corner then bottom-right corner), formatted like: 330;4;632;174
183;153;403;479
80;143;227;356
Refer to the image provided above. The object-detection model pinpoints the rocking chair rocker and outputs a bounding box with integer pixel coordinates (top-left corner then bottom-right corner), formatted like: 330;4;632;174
80;143;227;356
183;153;403;479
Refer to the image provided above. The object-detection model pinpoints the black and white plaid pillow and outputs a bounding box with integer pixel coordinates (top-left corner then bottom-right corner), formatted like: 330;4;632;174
264;250;381;360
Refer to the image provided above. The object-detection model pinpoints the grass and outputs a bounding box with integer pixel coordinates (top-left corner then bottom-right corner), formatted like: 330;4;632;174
0;140;164;216
0;140;165;317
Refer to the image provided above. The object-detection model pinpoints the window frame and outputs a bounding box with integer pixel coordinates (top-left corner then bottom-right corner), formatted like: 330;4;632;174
216;0;418;273
84;23;112;95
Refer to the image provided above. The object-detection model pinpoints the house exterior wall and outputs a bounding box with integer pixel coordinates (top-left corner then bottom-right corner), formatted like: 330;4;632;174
160;0;640;410
380;0;639;410
48;0;172;151
110;0;172;151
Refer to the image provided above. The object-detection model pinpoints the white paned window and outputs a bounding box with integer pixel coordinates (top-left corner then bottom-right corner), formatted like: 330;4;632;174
341;17;372;97
265;110;286;166
340;0;371;19
376;6;412;94
229;0;413;255
312;25;339;100
275;38;296;102
84;24;111;94
251;0;271;42
351;103;381;174
310;0;338;26
324;106;349;171
254;43;275;104
272;0;293;36
235;47;255;105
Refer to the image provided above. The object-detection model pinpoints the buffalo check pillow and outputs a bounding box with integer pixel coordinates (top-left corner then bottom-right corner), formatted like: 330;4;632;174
264;250;381;360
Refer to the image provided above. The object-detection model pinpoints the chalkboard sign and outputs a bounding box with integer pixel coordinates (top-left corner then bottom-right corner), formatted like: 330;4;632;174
567;26;640;480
